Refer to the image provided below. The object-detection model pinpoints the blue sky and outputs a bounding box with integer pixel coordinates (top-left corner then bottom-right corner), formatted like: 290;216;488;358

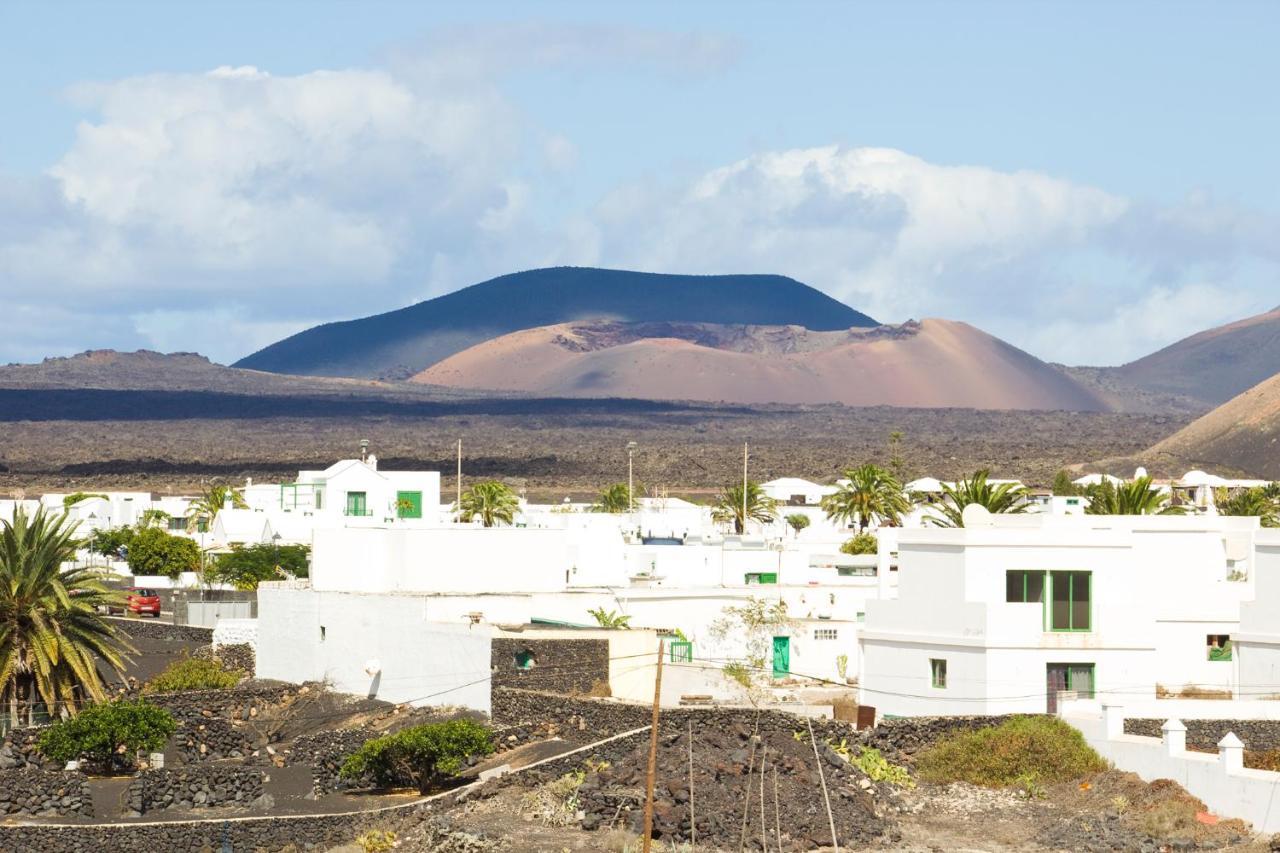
2;0;1277;365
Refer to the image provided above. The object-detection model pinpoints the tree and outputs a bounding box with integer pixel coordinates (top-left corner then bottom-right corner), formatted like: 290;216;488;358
87;525;135;560
340;719;493;793
927;470;1029;528
821;464;911;532
186;484;247;533
137;509;170;529
1051;470;1081;497
1217;487;1280;527
887;430;907;482
785;513;811;537
127;527;201;579
37;699;175;773
708;598;799;703
62;492;108;508
587;607;631;629
1085;476;1183;516
711;481;777;534
455;481;520;528
0;508;134;725
592;483;634;514
210;543;310;590
840;533;879;555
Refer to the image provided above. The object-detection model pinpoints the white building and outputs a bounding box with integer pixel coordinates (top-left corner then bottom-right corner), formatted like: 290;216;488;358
860;511;1259;717
1233;529;1280;697
761;477;835;507
273;456;441;524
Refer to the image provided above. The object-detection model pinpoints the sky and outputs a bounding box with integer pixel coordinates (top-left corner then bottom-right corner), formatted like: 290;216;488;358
1;0;1278;367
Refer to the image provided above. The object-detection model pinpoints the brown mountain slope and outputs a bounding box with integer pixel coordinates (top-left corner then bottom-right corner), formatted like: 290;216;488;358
1111;306;1280;405
413;319;1110;411
1144;371;1280;479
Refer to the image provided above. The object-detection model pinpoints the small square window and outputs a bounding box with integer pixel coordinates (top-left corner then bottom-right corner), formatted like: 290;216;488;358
320;626;326;642
1207;634;1232;662
813;628;838;641
514;650;536;670
930;658;947;689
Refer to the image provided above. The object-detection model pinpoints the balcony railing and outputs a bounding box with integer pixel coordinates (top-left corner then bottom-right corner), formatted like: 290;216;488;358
343;508;374;517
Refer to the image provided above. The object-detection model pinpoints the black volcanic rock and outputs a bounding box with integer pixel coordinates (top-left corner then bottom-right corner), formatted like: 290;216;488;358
234;266;877;379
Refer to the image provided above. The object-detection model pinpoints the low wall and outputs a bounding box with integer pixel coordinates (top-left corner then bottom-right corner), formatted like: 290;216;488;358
0;769;92;817
289;729;378;794
491;638;609;695
0;726;52;770
859;714;1015;761
112;618;213;643
171;717;254;763
1066;707;1280;833
146;682;295;722
193;642;256;676
126;766;264;815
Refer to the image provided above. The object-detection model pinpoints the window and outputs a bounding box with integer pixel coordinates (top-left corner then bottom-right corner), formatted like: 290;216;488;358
1049;663;1095;699
814;628;838;640
514;650;536;670
396;490;423;519
1049;571;1091;631
745;572;778;585
167;516;186;531
1006;570;1046;604
1208;634;1232;662
314;489;323;510
320;626;326;642
345;491;369;517
930;658;947;688
856;611;865;623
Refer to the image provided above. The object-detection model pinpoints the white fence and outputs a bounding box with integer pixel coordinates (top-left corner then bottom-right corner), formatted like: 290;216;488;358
1063;704;1280;833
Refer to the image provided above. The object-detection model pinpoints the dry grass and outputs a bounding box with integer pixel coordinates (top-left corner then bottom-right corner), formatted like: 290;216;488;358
1155;684;1234;700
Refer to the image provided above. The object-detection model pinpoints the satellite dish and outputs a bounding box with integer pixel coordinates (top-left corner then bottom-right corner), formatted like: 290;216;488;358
962;504;994;528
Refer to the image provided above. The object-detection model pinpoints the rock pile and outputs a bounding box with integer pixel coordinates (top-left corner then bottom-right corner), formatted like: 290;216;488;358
125;766;266;815
0;770;93;817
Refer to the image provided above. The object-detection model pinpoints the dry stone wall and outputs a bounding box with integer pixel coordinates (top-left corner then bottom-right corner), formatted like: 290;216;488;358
113;619;213;643
490;638;610;695
125;766;265;815
0;769;92;817
1124;718;1280;752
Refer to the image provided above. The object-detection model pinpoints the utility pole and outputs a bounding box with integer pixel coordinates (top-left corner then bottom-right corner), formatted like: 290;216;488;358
456;439;462;522
627;441;638;514
641;639;665;853
742;442;749;535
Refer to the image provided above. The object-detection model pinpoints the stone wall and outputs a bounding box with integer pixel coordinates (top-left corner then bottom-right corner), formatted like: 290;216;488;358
1124;718;1280;752
125;766;265;815
859;715;1015;762
112;618;214;643
289;729;379;794
212;617;259;652
171;717;254;764
0;726;52;770
491;638;610;695
0;769;92;817
146;682;294;722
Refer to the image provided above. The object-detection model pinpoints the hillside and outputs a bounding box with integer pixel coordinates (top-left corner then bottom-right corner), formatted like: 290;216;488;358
233;267;878;380
1143;371;1280;479
1109;305;1280;406
415;318;1110;411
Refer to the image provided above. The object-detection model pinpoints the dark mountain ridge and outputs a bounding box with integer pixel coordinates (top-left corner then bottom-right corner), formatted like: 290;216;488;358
233;266;878;379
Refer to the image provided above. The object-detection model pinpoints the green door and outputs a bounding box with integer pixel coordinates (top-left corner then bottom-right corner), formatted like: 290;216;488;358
771;636;790;678
345;491;367;516
396;490;423;519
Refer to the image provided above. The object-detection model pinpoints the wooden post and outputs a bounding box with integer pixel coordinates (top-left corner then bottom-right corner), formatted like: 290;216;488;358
641;640;665;853
456;439;462;522
742;442;749;535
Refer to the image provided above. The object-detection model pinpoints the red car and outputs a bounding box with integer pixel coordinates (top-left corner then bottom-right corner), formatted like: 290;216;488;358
126;588;162;617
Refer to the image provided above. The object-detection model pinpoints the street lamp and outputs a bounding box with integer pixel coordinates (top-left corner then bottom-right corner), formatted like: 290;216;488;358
626;441;638;514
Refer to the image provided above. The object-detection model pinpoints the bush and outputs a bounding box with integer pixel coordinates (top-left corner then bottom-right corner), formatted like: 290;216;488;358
210;542;310;590
339;718;493;793
840;533;879;555
38;699;176;773
127;527;201;579
144;656;242;693
915;715;1106;788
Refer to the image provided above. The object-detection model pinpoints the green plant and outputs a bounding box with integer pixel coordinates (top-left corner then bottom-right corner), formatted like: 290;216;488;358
927;470;1029;527
354;829;397;853
1013;771;1045;799
1217;486;1280;526
126;526;201;579
144;656;242;693
61;492;108;508
587;607;631;629
785;513;811;536
37;698;175;773
137;509;171;529
520;769;586;826
1085;476;1183;516
186;484;247;532
454;481;520;527
339;718;493;793
0;508;134;725
836;654;849;681
850;745;914;788
1051;470;1081;496
708;598;798;700
1111;795;1130;816
821;464;911;531
210;542;310;590
839;533;878;555
711;481;778;534
86;525;136;559
593;483;636;514
915;716;1106;788
1139;798;1198;838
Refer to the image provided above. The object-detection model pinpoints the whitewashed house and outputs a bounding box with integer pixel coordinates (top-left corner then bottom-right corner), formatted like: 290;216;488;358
762;478;835;507
1233;529;1280;697
274;456;442;524
860;511;1260;717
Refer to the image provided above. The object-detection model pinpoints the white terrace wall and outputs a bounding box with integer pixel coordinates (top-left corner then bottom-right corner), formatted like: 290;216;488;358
1064;706;1280;833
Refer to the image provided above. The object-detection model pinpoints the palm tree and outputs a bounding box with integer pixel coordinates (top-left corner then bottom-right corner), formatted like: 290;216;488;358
187;484;246;532
821;464;911;531
587;607;631;629
711;482;777;534
927;470;1029;527
1217;487;1279;526
0;508;133;726
1085;476;1183;516
456;481;520;528
593;483;633;514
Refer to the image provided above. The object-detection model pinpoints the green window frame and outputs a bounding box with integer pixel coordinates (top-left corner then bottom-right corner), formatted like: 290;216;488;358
1208;635;1232;662
669;641;693;662
344;491;369;517
1049;571;1091;631
1006;570;1046;604
396;490;423;519
930;658;947;689
1050;662;1096;699
745;572;778;585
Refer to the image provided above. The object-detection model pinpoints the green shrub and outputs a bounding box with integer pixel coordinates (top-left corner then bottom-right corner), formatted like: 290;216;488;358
126;527;201;578
339;718;493;793
839;533;879;555
143;656;242;693
38;699;176;772
915;715;1106;788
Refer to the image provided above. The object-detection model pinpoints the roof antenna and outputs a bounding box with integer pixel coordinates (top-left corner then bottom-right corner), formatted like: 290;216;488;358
359;439;370;463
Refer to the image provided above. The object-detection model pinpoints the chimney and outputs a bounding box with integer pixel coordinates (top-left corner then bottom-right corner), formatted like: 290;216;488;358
359;439;370;463
367;454;378;471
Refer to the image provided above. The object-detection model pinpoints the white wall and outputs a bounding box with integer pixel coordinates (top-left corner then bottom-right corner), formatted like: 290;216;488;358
1237;533;1280;698
256;584;494;712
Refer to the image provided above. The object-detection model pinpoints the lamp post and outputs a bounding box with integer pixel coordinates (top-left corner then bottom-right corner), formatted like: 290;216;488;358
626;441;638;514
272;532;282;579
